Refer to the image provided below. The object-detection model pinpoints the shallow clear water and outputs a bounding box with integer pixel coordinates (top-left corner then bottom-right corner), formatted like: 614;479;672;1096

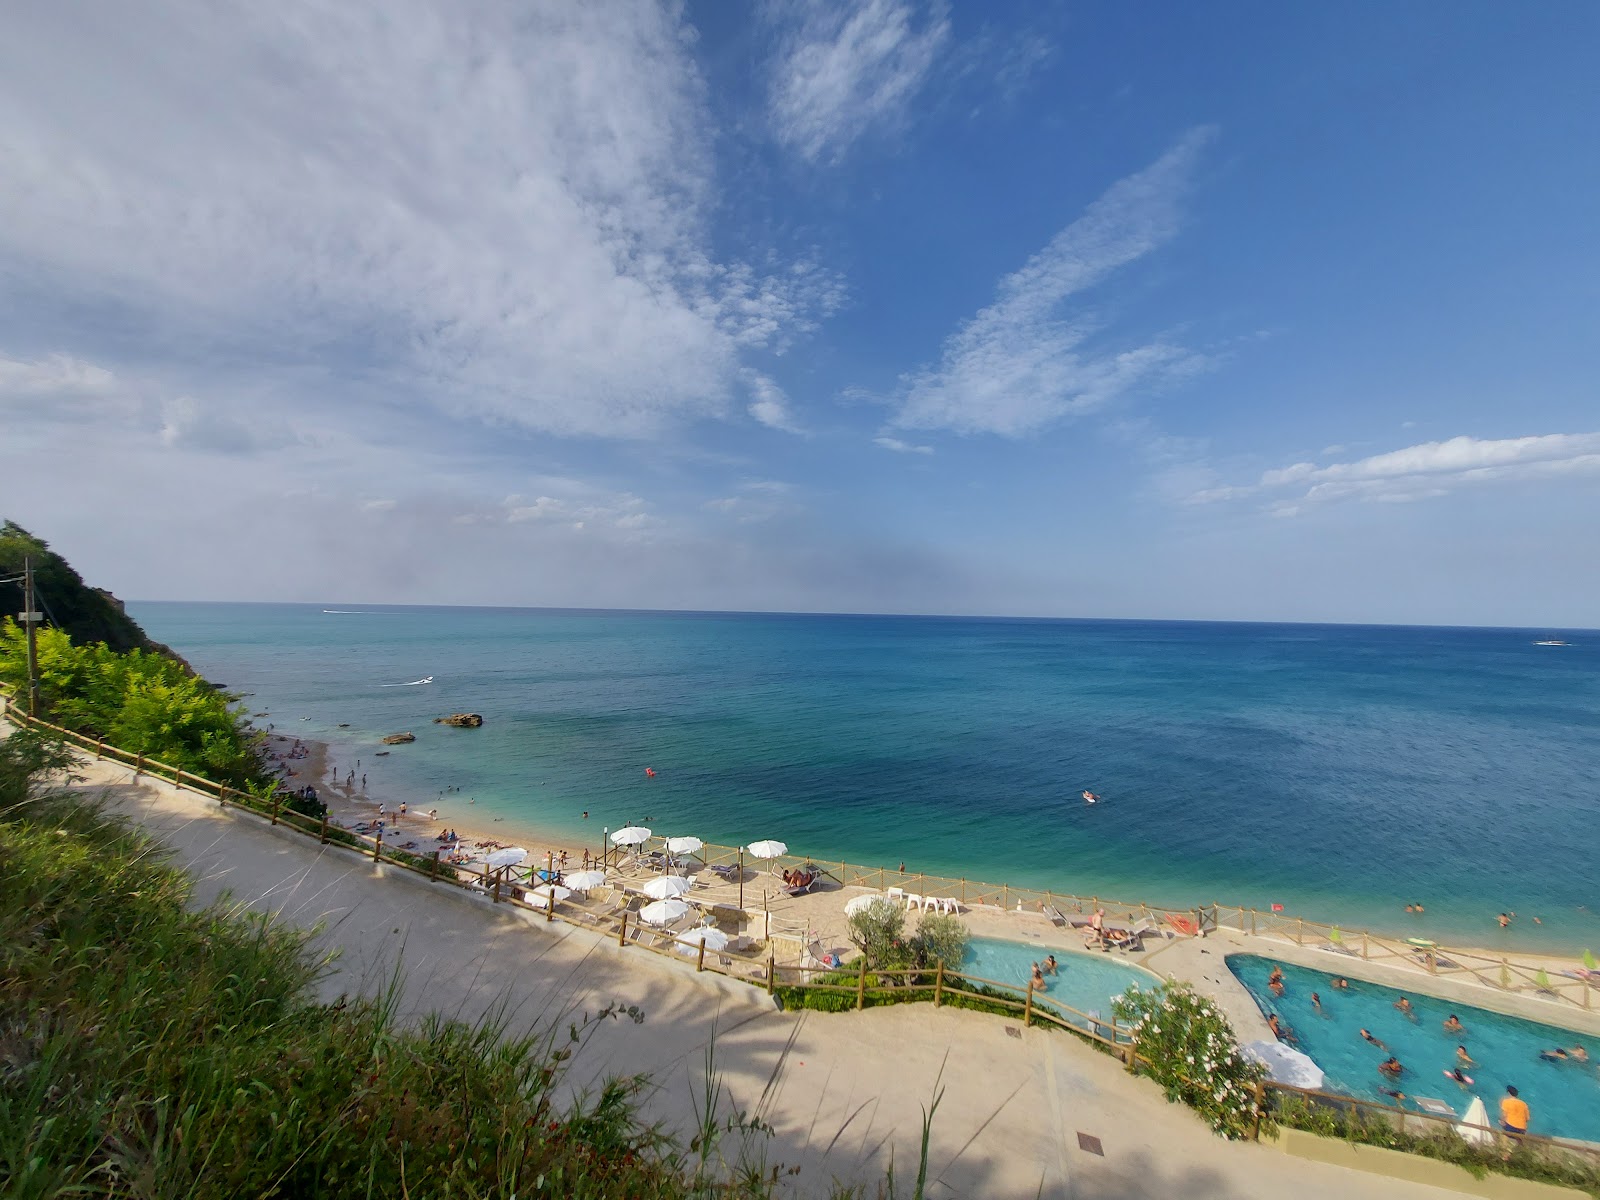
961;935;1157;1020
1228;954;1600;1141
126;602;1600;952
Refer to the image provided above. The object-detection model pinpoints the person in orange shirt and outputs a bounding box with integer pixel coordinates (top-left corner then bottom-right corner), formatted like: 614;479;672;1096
1499;1085;1530;1136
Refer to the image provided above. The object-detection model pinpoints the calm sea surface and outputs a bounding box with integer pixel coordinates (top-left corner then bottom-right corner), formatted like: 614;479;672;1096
128;603;1600;953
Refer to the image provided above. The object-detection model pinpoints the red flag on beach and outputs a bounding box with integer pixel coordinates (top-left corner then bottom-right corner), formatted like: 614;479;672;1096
1271;903;1284;912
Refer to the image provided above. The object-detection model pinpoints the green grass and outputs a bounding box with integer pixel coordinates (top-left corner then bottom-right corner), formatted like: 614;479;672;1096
1271;1093;1600;1197
0;730;917;1199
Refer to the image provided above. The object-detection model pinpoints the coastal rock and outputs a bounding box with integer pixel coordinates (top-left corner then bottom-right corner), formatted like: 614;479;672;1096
433;713;484;728
381;732;416;744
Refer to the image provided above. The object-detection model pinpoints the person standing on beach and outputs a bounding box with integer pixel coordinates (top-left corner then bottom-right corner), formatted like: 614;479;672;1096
399;802;407;818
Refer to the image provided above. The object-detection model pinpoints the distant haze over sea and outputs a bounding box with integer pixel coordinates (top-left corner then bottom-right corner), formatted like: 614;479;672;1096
131;602;1600;954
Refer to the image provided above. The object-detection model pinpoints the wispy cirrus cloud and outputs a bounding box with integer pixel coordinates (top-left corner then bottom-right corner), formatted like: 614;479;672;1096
1190;433;1600;515
767;0;951;163
873;435;933;455
891;127;1216;437
0;2;838;440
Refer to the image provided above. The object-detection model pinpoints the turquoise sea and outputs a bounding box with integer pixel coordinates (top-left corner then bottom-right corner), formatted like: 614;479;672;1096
127;603;1600;954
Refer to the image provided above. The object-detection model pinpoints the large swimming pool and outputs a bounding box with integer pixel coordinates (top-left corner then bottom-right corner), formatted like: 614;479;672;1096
1229;955;1600;1141
961;936;1158;1026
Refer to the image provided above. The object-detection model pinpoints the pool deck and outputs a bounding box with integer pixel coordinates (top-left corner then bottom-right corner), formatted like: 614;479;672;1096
1149;930;1600;1042
36;737;1507;1200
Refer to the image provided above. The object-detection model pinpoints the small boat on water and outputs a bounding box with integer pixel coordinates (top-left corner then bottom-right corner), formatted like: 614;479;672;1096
1533;639;1569;647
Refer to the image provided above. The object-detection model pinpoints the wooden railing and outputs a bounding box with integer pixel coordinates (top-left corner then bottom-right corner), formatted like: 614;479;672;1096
1207;904;1596;1012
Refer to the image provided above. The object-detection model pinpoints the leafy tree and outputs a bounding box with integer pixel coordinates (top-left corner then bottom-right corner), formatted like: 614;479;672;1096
910;912;969;968
845;897;906;970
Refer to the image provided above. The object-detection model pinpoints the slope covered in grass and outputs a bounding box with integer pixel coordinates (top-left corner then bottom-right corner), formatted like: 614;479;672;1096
0;729;866;1199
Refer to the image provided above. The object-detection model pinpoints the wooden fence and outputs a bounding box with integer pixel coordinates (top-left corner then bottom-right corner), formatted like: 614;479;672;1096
1207;904;1596;1012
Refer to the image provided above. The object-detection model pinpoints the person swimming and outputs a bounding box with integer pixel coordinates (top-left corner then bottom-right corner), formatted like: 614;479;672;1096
1394;996;1414;1017
1030;963;1047;991
1379;1057;1404;1077
1043;954;1058;975
1311;991;1323;1012
1267;1013;1296;1043
1331;977;1350;990
1443;1015;1464;1034
1457;1045;1477;1067
1573;1045;1589;1063
1269;977;1285;998
1360;1028;1386;1050
1539;1048;1570;1063
1447;1067;1473;1088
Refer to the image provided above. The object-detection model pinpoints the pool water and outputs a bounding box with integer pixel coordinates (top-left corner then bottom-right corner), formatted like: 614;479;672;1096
961;936;1158;1022
1229;955;1600;1141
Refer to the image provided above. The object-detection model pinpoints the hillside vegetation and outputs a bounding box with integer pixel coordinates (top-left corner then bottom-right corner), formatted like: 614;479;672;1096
0;730;872;1199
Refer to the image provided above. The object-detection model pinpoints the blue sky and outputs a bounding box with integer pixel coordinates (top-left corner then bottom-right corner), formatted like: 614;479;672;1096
1;1;1596;625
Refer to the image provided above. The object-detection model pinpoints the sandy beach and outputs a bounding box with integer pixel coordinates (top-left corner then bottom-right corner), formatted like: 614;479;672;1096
268;732;601;874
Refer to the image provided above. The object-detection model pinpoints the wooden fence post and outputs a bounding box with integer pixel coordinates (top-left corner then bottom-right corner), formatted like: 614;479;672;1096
618;912;629;947
697;940;707;972
933;960;945;1007
766;952;776;996
1362;931;1369;959
1252;1080;1266;1141
429;853;439;882
134;753;144;778
319;812;330;844
374;829;383;862
1250;908;1257;935
271;794;281;825
97;737;105;759
547;888;555;923
492;872;501;904
856;957;868;1010
1023;983;1034;1028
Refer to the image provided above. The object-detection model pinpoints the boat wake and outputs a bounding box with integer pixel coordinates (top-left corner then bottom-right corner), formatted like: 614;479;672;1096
323;609;372;614
380;676;434;687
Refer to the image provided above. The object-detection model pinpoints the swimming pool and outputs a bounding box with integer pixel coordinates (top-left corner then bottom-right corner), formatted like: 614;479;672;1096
1229;955;1600;1141
961;937;1159;1023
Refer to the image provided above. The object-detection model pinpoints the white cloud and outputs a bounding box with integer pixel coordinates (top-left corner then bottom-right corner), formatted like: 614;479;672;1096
0;2;837;439
873;435;933;455
1190;433;1600;512
892;128;1216;436
744;370;803;433
767;0;950;162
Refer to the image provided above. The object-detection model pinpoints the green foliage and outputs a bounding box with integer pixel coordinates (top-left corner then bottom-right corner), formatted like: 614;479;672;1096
0;742;880;1200
0;621;265;789
846;896;906;970
1272;1094;1600;1197
1113;979;1267;1139
910;912;969;969
0;521;165;656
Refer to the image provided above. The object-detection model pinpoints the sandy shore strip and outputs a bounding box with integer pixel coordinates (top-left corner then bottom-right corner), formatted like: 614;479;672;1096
272;733;601;874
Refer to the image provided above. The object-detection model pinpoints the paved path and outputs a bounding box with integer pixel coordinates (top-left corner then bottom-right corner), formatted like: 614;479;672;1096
52;749;1476;1199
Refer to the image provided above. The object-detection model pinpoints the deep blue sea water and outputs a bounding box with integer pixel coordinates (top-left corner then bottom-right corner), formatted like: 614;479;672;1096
1229;954;1600;1141
127;603;1600;954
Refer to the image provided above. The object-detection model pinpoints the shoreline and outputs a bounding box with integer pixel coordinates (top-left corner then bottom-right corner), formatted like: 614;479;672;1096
276;732;1592;968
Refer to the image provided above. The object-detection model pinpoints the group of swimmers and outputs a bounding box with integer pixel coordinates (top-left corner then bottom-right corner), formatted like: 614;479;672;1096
1029;955;1060;991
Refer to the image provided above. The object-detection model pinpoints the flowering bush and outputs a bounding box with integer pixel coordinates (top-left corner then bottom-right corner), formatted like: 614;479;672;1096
1112;979;1267;1139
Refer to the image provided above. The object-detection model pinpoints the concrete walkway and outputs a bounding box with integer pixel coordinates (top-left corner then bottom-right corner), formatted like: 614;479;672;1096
49;749;1480;1199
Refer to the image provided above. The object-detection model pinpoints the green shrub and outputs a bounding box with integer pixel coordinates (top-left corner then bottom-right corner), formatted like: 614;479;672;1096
1113;979;1267;1139
911;911;969;968
845;896;905;969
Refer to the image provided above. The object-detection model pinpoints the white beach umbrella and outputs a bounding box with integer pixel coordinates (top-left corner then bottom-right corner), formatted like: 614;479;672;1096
484;847;528;870
844;893;896;917
643;875;693;900
673;926;729;957
640;898;691;926
528;883;572;903
610;826;652;846
564;870;608;891
665;835;703;855
1240;1041;1324;1090
1456;1097;1493;1146
746;840;787;860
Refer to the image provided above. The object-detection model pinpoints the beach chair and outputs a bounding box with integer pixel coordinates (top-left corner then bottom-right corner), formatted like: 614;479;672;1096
885;887;904;905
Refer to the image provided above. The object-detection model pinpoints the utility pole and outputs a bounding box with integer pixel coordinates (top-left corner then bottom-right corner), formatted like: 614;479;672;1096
22;556;42;718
